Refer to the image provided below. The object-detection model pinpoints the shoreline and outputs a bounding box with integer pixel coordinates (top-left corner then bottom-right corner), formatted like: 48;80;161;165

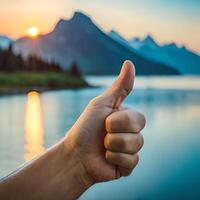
0;72;91;95
0;85;94;96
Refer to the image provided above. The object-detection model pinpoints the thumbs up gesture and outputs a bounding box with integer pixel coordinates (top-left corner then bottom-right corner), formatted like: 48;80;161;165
0;60;146;200
65;61;146;186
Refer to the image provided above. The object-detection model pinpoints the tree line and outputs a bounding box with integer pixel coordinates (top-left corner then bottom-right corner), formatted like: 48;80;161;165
0;44;81;76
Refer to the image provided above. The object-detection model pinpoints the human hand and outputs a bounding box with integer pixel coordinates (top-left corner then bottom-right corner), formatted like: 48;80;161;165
0;60;146;200
65;60;146;187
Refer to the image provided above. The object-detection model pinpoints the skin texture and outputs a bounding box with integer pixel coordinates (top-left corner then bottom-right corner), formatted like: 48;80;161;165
0;60;146;200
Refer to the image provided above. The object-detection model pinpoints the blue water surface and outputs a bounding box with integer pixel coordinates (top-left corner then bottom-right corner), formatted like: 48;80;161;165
0;76;200;199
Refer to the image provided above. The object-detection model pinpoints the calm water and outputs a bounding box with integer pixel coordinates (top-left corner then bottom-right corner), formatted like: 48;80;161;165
0;76;200;199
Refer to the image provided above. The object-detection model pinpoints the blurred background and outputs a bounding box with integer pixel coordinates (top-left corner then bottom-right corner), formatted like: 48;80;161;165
0;0;200;199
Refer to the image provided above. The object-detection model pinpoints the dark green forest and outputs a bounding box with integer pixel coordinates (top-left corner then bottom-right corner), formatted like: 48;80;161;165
0;45;88;94
0;45;81;76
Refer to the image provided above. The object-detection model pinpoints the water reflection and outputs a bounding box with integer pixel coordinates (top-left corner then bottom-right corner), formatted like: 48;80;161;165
24;91;44;161
1;76;200;199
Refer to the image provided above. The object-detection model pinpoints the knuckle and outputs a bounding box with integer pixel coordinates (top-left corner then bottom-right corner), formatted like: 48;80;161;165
132;154;139;167
104;134;110;149
140;113;146;129
105;150;112;161
105;134;128;151
133;124;141;133
105;115;115;132
129;111;140;132
105;151;119;165
131;111;146;132
126;154;139;170
136;134;144;150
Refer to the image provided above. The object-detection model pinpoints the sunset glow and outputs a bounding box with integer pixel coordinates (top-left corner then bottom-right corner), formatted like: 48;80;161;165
0;1;199;53
28;27;39;38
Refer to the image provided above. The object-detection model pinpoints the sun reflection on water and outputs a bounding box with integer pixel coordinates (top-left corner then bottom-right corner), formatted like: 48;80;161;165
24;91;44;161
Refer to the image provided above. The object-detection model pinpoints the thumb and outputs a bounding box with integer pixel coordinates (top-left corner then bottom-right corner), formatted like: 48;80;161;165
102;60;135;108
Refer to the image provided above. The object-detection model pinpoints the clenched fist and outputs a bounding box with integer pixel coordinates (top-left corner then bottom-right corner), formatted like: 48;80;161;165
65;60;146;184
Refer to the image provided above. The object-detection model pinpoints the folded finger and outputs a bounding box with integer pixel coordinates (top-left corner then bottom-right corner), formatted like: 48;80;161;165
104;133;144;154
105;151;139;172
105;109;146;133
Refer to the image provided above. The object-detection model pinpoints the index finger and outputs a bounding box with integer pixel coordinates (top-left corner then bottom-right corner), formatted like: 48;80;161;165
105;109;146;133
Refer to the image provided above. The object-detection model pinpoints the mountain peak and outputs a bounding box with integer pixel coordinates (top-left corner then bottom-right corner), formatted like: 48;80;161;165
56;19;66;26
72;11;91;22
163;42;178;50
56;11;91;25
109;30;132;47
142;34;159;48
53;11;93;34
144;34;155;43
110;29;118;35
109;30;126;40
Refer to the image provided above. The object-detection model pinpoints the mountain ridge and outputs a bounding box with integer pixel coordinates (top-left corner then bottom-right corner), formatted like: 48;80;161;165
129;34;200;74
109;31;200;74
13;11;179;75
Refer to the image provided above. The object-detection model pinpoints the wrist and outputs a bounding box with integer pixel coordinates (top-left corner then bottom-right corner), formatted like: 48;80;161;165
61;138;94;196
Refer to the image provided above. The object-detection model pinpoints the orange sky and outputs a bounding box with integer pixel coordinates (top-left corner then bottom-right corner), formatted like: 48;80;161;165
0;0;200;54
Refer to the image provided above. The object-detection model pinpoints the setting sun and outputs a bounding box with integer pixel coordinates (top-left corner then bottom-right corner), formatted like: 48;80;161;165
28;27;39;38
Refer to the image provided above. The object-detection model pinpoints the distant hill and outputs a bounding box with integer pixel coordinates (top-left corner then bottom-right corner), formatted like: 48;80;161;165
129;34;200;75
0;35;12;49
13;12;179;75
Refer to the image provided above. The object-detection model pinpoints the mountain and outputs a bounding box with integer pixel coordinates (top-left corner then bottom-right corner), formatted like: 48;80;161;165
0;35;12;49
131;35;160;50
129;35;200;74
13;12;179;75
109;30;131;47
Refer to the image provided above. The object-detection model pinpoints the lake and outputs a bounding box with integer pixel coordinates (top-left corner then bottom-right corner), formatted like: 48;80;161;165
0;76;200;199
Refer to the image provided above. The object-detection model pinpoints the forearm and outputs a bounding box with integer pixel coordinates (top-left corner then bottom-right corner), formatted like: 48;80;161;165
0;139;92;200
